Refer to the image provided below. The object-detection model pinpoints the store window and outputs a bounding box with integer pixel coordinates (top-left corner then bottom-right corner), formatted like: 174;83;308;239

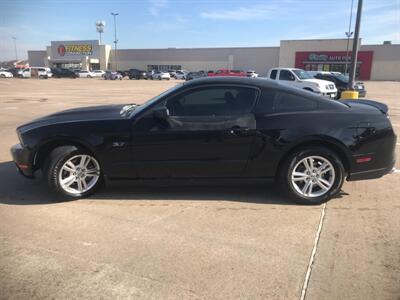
148;65;182;71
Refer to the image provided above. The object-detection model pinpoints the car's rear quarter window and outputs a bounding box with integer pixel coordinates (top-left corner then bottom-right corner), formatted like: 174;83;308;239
255;90;317;114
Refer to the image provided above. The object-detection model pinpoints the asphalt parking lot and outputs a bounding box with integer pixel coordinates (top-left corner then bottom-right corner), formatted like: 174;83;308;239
0;78;399;300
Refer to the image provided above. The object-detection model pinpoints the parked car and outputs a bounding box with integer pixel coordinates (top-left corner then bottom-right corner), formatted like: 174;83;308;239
168;70;177;78
51;68;77;78
0;69;13;78
208;69;246;77
92;70;106;78
310;71;366;98
11;77;396;204
104;71;123;80
3;68;22;78
21;67;52;79
267;68;337;98
128;69;147;80
186;71;207;81
77;70;95;78
117;70;130;78
152;71;171;80
175;70;187;80
246;70;259;78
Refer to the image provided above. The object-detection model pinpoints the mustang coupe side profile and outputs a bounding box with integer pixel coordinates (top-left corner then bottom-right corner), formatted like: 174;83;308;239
11;77;396;204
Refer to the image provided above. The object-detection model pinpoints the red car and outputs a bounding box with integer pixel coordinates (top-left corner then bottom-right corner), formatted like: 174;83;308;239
208;69;246;77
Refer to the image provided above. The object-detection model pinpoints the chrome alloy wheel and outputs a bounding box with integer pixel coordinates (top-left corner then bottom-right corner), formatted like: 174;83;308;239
58;155;100;194
291;156;335;198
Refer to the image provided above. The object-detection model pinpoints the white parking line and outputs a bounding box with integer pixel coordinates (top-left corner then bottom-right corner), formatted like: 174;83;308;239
300;203;326;300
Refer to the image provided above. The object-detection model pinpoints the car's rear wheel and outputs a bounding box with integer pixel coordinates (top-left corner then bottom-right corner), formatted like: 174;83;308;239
44;146;103;198
279;147;345;205
0;74;6;78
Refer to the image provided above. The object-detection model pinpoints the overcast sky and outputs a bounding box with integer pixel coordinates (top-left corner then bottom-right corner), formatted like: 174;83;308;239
0;0;399;61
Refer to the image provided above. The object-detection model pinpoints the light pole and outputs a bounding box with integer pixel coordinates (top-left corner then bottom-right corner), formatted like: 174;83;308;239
111;12;119;71
344;0;354;75
12;37;18;61
348;0;363;90
344;31;353;75
96;21;105;44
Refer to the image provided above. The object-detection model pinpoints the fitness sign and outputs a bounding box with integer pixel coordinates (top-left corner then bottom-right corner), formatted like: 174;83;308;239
51;40;99;59
57;44;93;56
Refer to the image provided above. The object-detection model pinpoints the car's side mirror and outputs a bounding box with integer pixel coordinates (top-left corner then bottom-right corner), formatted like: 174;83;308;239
153;107;170;120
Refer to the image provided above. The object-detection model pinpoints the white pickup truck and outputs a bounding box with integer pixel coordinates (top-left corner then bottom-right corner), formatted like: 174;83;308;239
267;68;337;98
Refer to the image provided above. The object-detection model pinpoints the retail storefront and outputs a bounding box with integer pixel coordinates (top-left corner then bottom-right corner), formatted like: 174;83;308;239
294;51;374;80
27;38;400;80
49;40;102;70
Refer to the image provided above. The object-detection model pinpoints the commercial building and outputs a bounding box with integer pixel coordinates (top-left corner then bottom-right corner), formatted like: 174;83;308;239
28;38;400;80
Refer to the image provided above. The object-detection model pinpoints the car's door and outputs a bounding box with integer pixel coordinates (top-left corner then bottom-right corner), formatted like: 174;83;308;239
130;85;259;178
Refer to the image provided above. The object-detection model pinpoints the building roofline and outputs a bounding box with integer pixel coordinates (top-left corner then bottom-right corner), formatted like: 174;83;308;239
116;46;280;51
280;38;358;42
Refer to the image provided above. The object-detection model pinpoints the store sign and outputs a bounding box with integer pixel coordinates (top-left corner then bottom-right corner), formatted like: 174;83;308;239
51;40;99;59
295;51;374;80
308;53;350;62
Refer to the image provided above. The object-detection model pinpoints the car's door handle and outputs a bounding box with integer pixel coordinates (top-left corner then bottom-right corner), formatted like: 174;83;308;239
229;125;250;135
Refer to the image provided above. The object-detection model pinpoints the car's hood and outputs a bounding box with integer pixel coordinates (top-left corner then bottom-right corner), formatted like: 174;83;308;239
18;104;127;132
302;78;334;85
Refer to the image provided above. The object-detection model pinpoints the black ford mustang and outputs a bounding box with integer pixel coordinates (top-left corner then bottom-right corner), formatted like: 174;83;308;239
11;77;396;204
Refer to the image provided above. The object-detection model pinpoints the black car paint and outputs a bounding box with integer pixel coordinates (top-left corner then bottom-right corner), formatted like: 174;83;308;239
11;77;396;183
51;68;77;78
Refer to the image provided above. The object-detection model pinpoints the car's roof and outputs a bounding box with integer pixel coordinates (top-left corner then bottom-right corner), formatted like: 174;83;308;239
270;67;302;71
182;76;281;89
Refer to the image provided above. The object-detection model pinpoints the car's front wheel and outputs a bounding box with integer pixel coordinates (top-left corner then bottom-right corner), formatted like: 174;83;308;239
44;146;103;198
279;147;345;205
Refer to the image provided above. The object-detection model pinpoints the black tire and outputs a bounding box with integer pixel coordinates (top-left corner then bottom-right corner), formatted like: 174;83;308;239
0;74;5;78
43;146;103;199
278;146;345;205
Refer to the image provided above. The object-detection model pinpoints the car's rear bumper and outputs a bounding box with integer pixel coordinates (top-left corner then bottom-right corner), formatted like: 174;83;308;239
347;160;395;181
10;143;35;178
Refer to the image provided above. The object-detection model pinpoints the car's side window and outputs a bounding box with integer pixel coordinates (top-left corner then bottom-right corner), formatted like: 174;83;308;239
279;70;295;81
166;86;258;117
133;86;258;133
270;70;277;80
273;92;317;113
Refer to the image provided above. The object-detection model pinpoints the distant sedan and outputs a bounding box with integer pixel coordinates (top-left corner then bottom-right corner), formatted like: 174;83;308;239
0;69;13;78
104;71;123;80
92;70;106;78
11;77;396;204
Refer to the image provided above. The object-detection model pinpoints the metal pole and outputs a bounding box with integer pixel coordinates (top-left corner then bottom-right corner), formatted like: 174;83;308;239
12;37;18;61
111;12;119;71
344;0;354;75
348;0;363;90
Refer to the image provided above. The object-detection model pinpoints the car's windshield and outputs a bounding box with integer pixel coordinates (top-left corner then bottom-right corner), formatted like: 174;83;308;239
122;83;183;118
335;73;349;82
292;69;313;79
